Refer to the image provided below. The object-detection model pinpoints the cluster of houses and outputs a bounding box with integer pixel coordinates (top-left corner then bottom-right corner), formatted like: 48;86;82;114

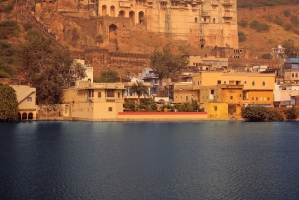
6;50;299;121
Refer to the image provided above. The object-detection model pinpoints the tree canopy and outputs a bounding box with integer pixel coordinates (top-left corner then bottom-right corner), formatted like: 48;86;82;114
130;81;149;105
150;44;187;92
282;39;299;58
18;30;85;104
0;83;18;121
94;70;118;83
0;41;17;78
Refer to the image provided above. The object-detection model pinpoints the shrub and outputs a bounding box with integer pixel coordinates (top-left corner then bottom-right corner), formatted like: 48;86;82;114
284;23;293;31
294;29;299;35
267;109;284;121
273;16;284;26
124;101;136;111
242;106;283;121
291;15;299;26
0;21;21;39
284;107;298;120
283;10;291;17
238;31;247;42
238;19;248;27
261;53;273;59
23;23;32;31
250;20;270;32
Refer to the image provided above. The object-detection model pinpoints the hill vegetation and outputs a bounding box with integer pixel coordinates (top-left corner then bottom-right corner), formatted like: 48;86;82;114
238;0;299;8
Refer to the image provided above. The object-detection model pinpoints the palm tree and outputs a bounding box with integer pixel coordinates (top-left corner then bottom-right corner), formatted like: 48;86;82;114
130;81;149;106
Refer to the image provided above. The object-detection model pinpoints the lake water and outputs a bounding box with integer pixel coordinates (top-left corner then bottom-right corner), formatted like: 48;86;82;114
1;121;299;199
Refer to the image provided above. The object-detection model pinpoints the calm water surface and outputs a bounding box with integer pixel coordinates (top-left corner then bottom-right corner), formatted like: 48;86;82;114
0;121;299;199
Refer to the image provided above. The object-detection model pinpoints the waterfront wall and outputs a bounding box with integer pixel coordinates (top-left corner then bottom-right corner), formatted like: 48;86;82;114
117;112;208;121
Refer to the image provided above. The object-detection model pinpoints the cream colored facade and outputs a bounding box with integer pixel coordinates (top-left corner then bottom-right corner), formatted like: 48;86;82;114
174;72;275;115
62;81;125;120
97;0;238;48
11;85;37;120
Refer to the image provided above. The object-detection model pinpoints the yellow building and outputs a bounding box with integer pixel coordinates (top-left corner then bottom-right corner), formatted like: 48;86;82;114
62;81;125;120
11;85;37;120
173;82;198;103
175;71;275;117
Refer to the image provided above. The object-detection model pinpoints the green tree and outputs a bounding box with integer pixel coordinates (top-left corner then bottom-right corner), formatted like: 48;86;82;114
282;39;299;58
0;83;18;121
19;30;86;104
130;81;149;106
94;70;118;83
150;44;187;94
261;53;273;59
95;34;104;47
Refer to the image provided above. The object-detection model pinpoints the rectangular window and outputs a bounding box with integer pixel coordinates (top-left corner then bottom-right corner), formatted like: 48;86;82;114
252;97;254;100
27;97;32;102
256;97;258;101
118;92;120;98
214;106;217;111
108;107;113;111
217;80;221;84
186;96;188;101
230;96;233;100
106;89;115;97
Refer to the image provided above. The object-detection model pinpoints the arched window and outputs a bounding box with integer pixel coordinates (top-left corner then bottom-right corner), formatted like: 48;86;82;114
102;5;107;16
139;11;144;24
98;92;101;98
110;6;115;17
292;73;294;77
129;11;135;25
195;17;197;22
252;81;255;86
262;81;265;86
119;10;125;17
213;18;215;23
244;81;247;84
22;113;27;120
296;73;298;78
28;113;33;120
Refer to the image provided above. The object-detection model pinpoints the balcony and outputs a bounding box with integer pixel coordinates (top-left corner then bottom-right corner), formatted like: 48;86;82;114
222;0;232;6
201;11;210;16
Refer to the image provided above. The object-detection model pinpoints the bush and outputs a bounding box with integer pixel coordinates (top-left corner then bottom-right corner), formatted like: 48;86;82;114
242;106;284;121
124;101;136;111
284;23;293;31
261;53;273;59
250;20;270;32
0;21;21;39
23;23;32;31
291;15;299;26
273;16;284;26
238;19;248;27
267;109;284;121
294;29;299;35
283;10;291;17
238;31;247;42
284;107;298;120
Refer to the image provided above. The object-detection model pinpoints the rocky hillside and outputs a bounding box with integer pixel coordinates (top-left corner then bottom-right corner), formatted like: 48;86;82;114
237;4;299;56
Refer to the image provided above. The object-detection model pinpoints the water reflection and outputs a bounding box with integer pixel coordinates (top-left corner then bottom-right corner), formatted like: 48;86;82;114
0;121;299;199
